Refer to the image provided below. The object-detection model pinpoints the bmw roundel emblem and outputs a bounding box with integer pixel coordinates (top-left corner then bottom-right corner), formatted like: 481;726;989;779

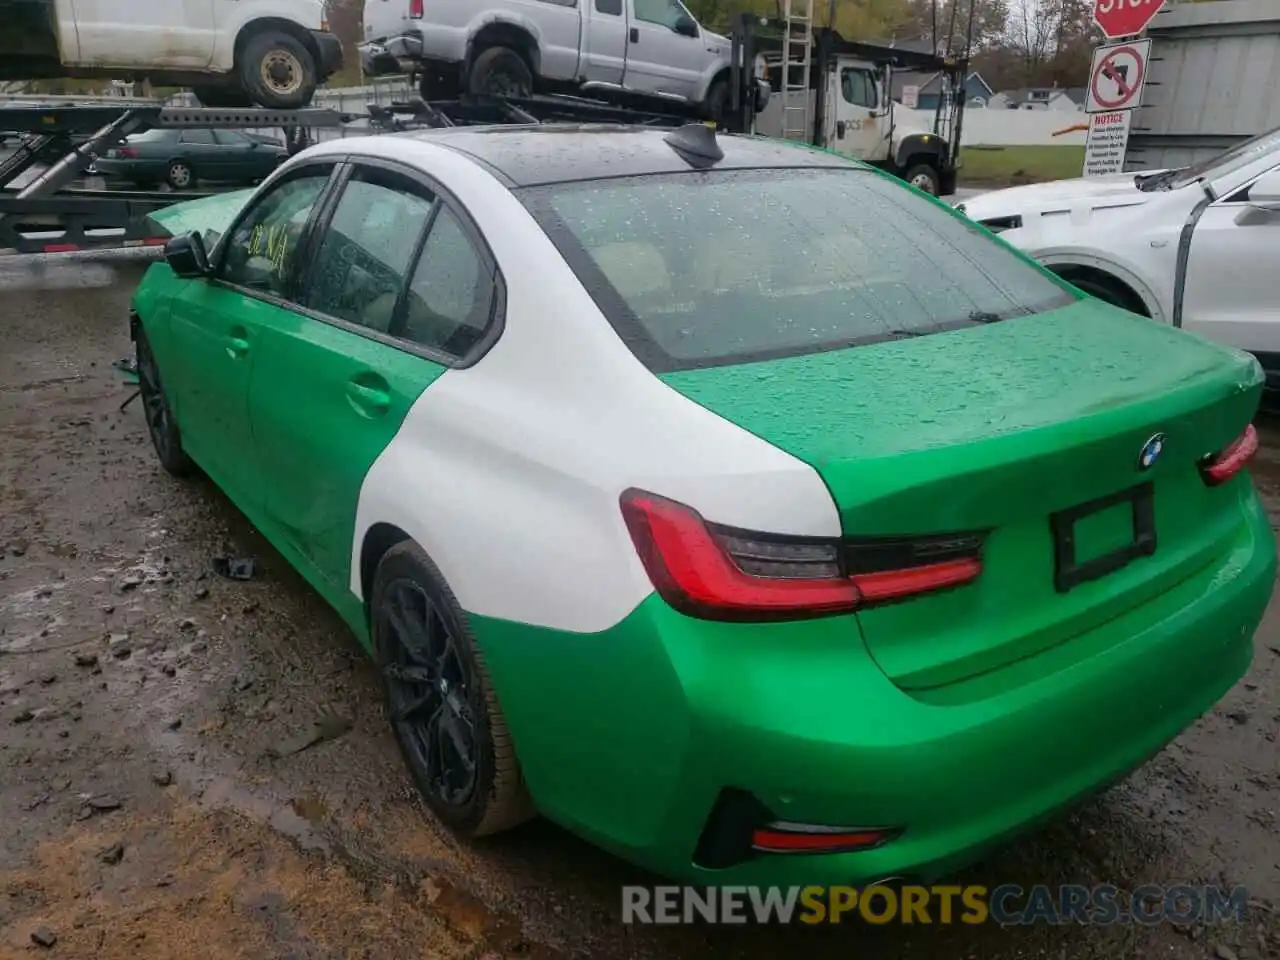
1138;433;1166;471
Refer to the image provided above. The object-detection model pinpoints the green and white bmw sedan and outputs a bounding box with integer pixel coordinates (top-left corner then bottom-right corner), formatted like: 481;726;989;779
132;122;1276;887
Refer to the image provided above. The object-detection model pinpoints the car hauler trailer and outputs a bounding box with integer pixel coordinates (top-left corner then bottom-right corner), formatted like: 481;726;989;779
0;8;971;255
0;93;716;255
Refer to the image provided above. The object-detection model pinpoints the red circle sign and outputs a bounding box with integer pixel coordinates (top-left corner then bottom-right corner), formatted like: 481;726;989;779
1091;45;1145;110
1093;0;1167;39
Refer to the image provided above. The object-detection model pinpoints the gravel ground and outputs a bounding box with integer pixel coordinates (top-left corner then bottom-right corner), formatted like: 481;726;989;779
2;250;1279;960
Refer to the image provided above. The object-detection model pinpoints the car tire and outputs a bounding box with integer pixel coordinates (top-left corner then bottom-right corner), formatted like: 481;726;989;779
239;30;319;109
370;540;535;838
192;85;252;108
467;46;533;99
135;327;194;478
166;160;195;190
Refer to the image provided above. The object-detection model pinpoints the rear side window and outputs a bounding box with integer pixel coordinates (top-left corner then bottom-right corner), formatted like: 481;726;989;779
518;168;1075;371
400;206;495;358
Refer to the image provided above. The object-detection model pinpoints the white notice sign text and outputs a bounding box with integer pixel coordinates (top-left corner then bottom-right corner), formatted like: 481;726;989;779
1083;111;1132;178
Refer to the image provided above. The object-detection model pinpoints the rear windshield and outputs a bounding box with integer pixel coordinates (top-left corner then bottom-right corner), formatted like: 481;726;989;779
518;167;1075;371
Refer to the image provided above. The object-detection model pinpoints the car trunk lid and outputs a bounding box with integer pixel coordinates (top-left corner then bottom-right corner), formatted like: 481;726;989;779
660;299;1263;691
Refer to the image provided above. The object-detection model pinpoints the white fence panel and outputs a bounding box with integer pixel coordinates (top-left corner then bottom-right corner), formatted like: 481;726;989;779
904;108;1088;147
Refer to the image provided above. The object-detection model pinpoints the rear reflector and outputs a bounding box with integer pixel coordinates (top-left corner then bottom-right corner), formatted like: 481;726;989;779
751;822;898;855
1201;424;1259;487
619;489;984;622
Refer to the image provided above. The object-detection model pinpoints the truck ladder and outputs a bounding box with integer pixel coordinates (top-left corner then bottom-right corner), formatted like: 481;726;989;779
780;0;815;140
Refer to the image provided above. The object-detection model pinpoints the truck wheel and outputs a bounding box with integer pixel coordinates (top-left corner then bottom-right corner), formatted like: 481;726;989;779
703;79;729;123
240;31;318;109
903;163;941;195
166;160;195;190
468;46;533;99
192;86;252;108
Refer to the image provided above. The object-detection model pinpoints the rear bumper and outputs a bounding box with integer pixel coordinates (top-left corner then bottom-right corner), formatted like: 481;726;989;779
475;485;1276;886
359;32;425;76
310;30;344;78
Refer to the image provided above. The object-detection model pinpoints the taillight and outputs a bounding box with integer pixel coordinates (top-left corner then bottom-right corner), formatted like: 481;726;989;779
115;146;139;158
1200;424;1259;486
409;0;424;17
619;489;984;622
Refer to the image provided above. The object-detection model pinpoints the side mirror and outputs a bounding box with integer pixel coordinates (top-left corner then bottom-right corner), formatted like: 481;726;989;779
674;15;698;37
164;231;210;278
1248;168;1280;208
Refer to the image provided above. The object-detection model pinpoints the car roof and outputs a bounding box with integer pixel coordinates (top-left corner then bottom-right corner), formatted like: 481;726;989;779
378;123;865;187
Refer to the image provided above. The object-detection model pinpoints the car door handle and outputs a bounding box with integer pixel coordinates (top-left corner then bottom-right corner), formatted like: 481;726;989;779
630;27;639;43
346;379;391;417
226;328;250;358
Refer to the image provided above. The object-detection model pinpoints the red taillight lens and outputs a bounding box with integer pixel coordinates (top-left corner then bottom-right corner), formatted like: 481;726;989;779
751;822;898;855
619;489;984;622
409;0;424;17
116;146;138;158
1200;424;1259;487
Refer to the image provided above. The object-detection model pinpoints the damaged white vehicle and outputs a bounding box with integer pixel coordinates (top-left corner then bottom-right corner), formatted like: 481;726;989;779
959;125;1280;395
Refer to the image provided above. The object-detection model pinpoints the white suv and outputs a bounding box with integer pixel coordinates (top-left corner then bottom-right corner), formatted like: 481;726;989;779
361;0;733;118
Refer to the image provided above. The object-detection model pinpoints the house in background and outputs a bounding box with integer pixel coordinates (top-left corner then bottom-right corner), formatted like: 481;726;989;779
988;87;1086;111
891;69;996;109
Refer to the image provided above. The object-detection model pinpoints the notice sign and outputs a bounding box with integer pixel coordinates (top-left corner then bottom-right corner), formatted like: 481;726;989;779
1083;111;1133;177
902;85;920;108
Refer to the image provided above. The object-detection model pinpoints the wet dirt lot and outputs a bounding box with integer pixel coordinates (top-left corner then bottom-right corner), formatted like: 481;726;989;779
2;252;1280;960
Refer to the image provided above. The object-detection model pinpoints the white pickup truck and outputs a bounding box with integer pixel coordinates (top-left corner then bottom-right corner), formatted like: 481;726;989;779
361;0;734;118
0;0;344;109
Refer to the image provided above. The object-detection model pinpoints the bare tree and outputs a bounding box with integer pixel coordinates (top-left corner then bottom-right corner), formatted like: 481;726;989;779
902;0;1010;54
